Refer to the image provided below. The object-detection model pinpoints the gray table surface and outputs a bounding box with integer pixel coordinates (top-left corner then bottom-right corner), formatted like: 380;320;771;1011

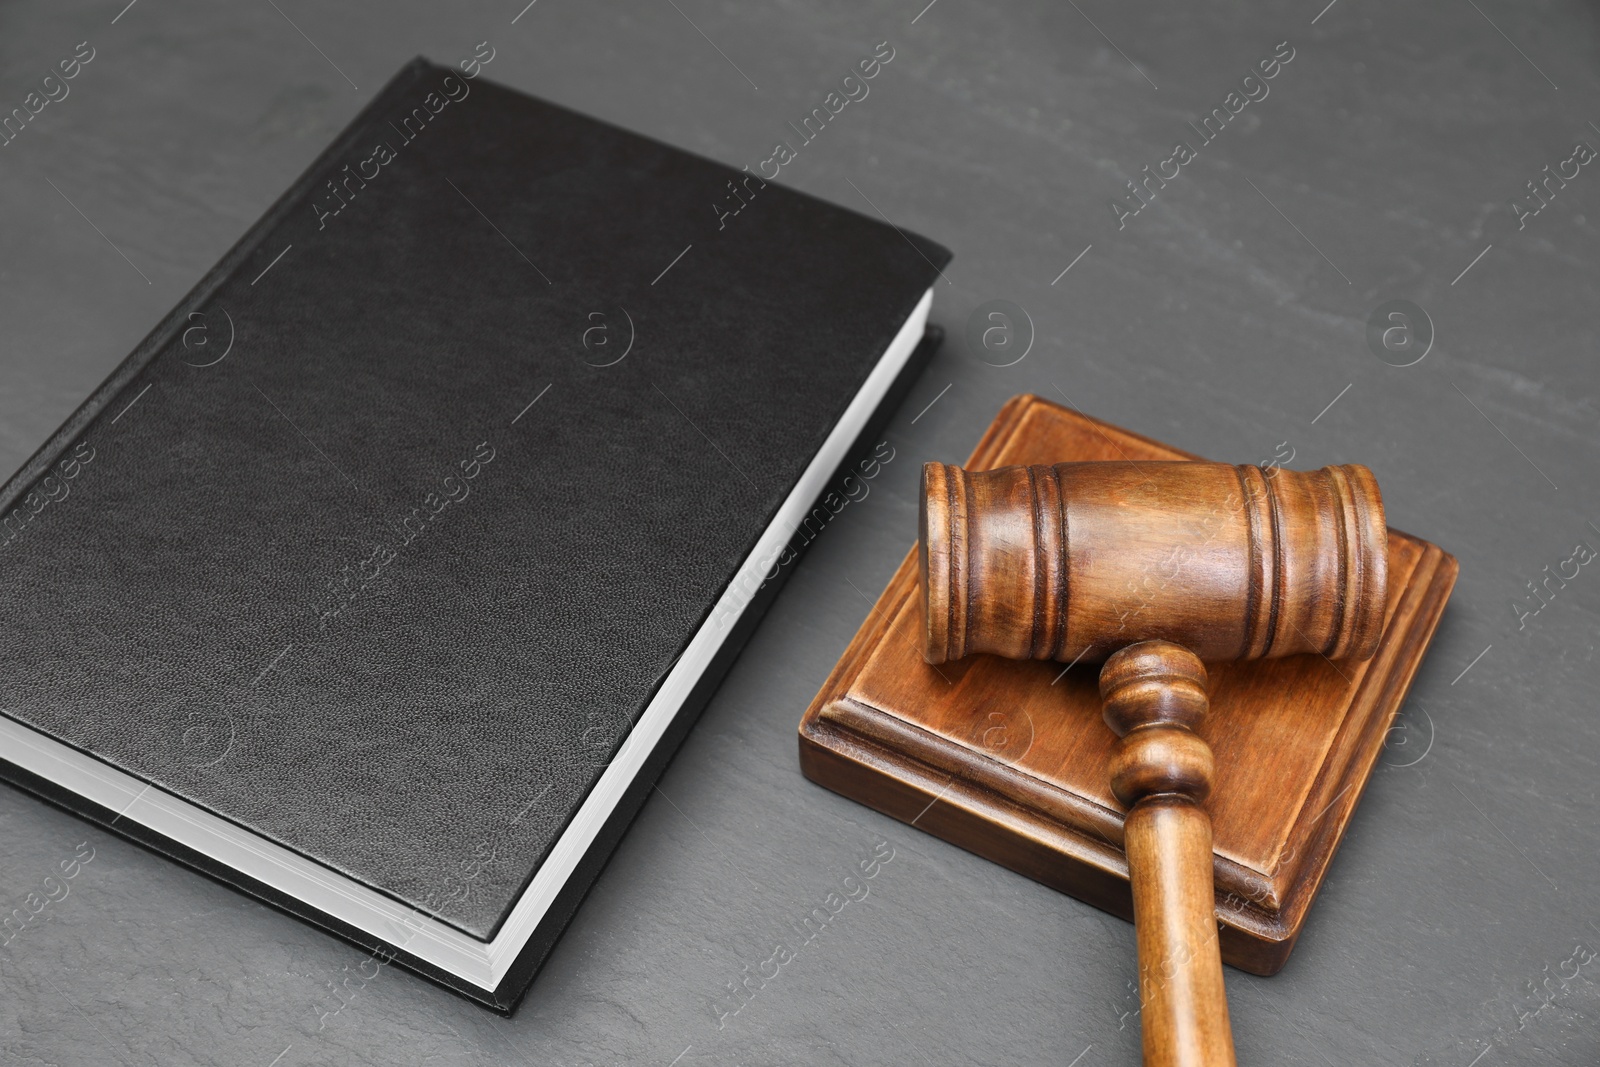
2;1;1597;1064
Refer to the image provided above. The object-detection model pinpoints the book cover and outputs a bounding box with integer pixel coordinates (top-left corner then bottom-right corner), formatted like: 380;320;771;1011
0;56;950;1010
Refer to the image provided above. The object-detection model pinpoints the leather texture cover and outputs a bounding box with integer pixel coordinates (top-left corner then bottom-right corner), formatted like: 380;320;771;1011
0;57;950;1008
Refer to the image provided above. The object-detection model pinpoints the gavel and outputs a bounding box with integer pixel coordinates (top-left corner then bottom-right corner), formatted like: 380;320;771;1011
920;460;1387;1067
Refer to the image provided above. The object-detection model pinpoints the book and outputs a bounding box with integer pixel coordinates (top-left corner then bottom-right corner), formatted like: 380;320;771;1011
0;56;951;1011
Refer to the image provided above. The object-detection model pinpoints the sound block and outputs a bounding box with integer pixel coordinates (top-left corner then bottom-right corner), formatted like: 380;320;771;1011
798;395;1457;975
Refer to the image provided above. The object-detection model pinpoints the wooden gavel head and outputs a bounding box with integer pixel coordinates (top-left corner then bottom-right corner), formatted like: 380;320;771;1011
920;460;1388;667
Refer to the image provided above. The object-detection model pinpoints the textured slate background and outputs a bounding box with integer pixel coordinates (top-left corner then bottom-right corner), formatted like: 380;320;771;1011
1;1;1596;1064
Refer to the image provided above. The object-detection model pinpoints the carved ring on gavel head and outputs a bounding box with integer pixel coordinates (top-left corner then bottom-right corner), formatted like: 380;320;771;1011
919;460;1388;667
917;459;1390;1067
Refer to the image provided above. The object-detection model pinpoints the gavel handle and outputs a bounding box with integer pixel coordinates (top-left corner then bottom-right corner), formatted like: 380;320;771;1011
1124;798;1236;1066
1100;641;1238;1067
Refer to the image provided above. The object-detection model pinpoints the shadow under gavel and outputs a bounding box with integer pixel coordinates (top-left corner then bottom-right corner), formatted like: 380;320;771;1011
920;460;1388;1067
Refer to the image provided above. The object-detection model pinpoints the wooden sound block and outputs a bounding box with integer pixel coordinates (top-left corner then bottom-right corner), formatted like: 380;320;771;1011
798;395;1458;975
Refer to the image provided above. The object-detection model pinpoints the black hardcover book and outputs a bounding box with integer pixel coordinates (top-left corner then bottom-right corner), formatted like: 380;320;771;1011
0;58;949;1010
